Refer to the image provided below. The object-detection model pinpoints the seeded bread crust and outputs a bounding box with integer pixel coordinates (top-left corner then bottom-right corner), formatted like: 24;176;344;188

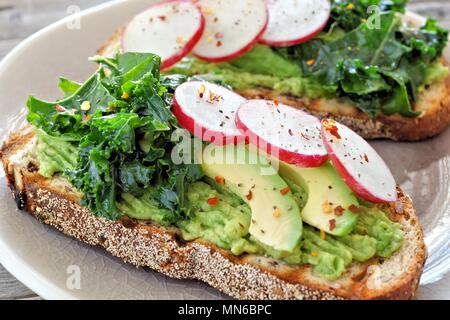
97;28;450;141
0;129;427;300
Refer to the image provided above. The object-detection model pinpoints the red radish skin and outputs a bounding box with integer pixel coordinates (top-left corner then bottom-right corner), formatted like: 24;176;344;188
172;81;246;145
121;0;205;70
259;17;327;47
236;100;328;168
321;119;398;204
260;0;331;47
192;0;269;62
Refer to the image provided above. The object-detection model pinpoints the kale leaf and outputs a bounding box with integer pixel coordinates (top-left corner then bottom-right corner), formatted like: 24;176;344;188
276;6;448;117
28;52;203;220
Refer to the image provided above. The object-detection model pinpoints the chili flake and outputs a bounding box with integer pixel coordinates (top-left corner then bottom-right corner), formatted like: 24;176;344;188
347;3;354;9
348;204;363;213
215;175;225;185
55;104;66;112
334;205;345;216
364;153;369;163
329;219;337;231
214;32;224;39
82;114;92;123
198;84;206;98
306;59;315;66
208;91;222;103
201;7;214;15
246;190;253;201
158;15;166;21
323;119;341;139
311;251;318;257
280;187;291;196
207;197;219;206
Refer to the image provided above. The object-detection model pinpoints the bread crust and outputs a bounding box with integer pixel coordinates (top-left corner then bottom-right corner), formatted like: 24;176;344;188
97;28;450;141
0;130;427;300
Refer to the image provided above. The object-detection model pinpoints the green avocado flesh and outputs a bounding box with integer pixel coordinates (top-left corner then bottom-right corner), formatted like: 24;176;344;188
278;162;359;236
200;144;303;252
166;45;328;99
36;130;78;178
36;132;404;280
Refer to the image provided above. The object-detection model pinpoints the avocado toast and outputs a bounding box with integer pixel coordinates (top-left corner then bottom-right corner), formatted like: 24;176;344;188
0;49;426;299
99;0;450;141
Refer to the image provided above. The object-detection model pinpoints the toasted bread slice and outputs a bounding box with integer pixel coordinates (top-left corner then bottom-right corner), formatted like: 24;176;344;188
1;128;427;300
98;28;450;141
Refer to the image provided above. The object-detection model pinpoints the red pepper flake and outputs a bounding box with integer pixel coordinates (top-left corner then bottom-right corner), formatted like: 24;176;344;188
334;205;345;216
288;129;294;136
246;190;253;201
280;187;291;196
328;125;341;139
215;175;225;185
214;32;223;39
216;41;222;47
364;153;369;163
329;219;336;231
273;99;279;107
348;204;363;213
323;119;341;140
55;104;66;112
81;114;92;123
207;196;219;206
158;15;166;21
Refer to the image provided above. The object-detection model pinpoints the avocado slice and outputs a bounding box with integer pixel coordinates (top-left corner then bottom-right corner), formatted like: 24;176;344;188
201;144;302;252
278;162;359;236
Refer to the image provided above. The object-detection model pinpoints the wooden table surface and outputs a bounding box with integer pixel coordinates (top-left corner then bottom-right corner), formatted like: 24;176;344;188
0;0;449;300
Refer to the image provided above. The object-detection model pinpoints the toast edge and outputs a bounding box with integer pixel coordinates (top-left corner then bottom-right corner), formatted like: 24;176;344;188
0;132;427;300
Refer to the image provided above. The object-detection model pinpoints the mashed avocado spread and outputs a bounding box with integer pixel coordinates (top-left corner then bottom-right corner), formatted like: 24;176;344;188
36;132;404;280
167;45;329;99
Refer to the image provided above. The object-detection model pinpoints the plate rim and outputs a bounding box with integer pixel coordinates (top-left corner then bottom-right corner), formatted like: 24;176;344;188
0;0;127;300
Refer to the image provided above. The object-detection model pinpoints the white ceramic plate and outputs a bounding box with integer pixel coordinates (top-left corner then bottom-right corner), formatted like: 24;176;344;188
0;0;449;300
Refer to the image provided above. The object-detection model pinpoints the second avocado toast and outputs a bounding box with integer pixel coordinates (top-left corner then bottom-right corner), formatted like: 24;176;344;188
100;0;450;141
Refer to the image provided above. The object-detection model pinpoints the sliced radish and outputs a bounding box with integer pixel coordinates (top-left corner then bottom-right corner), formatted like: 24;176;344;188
192;0;268;62
172;81;247;145
122;0;205;70
260;0;330;47
236;100;328;167
321;119;397;203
